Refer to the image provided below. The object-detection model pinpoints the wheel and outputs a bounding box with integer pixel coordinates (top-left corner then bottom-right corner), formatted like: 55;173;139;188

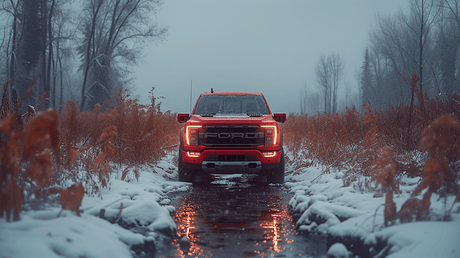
178;150;195;183
268;150;285;184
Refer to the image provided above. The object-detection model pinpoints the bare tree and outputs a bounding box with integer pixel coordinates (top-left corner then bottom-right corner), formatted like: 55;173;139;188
437;0;460;96
329;53;345;113
371;13;413;104
78;0;167;111
316;54;331;113
14;0;44;112
366;0;441;109
315;53;345;114
406;0;441;93
0;0;19;100
1;0;168;112
0;0;74;112
51;2;80;112
360;43;394;109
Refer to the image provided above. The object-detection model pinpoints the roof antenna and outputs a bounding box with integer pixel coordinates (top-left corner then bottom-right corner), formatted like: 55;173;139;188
211;88;214;93
190;80;192;115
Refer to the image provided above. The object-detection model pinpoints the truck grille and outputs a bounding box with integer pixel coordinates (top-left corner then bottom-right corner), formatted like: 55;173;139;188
198;125;264;147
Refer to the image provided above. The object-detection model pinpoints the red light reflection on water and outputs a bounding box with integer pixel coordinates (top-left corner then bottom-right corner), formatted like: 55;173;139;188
261;212;282;252
181;208;195;238
173;202;211;258
258;206;294;256
169;195;298;258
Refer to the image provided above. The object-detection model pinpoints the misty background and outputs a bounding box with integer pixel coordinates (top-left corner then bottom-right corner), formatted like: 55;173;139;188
1;0;460;116
133;0;405;114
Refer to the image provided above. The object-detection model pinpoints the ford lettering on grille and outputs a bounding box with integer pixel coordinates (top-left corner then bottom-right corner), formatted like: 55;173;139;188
203;132;260;139
199;125;264;146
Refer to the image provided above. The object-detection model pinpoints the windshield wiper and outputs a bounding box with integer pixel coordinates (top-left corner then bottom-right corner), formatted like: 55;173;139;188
246;113;263;117
200;113;216;117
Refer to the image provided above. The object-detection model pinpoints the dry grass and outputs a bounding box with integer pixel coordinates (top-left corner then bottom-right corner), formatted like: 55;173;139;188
1;84;180;221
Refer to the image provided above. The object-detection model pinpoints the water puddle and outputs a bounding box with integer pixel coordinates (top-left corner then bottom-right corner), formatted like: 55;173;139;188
157;176;326;257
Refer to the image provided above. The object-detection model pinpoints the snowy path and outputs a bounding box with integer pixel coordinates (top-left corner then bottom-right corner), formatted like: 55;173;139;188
156;174;328;257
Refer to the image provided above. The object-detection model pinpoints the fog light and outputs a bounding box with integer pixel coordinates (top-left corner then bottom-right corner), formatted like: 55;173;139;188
187;151;201;157
263;151;276;158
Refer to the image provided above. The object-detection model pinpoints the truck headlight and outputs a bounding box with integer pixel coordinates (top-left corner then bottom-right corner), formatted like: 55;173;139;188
260;125;277;146
185;125;202;146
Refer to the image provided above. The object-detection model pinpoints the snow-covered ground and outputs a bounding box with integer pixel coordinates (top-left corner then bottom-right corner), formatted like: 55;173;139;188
1;154;459;258
0;155;189;258
286;165;460;258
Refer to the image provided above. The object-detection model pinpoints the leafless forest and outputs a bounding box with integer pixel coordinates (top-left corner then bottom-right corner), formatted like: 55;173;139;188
1;0;460;228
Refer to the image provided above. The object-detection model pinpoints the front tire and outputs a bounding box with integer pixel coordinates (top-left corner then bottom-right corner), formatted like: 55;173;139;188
178;151;195;183
268;150;285;184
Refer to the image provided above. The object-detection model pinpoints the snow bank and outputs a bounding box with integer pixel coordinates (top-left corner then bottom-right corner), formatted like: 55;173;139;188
327;243;349;258
297;201;365;234
0;154;188;258
372;216;460;258
82;169;176;236
0;210;145;258
286;165;460;258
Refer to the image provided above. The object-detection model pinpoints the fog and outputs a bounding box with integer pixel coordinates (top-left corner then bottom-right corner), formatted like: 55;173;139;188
134;0;406;114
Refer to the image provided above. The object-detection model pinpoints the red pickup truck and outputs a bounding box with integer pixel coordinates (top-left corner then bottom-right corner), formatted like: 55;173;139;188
177;90;286;184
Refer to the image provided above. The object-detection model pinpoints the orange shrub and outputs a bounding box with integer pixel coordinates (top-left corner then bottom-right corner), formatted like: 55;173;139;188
283;97;459;185
407;114;460;220
0;104;83;221
283;87;460;221
1;83;181;221
370;146;398;226
58;86;181;195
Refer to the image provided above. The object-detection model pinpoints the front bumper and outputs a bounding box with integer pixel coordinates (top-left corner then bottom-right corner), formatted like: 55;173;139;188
181;149;282;174
202;160;262;174
182;149;281;165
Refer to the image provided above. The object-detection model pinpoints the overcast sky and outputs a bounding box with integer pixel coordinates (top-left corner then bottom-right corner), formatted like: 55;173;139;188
134;0;407;114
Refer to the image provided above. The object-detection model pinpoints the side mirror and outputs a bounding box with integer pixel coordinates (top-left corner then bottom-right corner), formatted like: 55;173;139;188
273;113;286;123
177;113;190;123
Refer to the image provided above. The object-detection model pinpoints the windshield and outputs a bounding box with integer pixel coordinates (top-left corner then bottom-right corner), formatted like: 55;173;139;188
193;94;270;116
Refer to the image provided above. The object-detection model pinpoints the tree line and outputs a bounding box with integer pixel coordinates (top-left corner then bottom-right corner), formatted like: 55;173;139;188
300;0;460;115
0;0;167;114
361;0;460;110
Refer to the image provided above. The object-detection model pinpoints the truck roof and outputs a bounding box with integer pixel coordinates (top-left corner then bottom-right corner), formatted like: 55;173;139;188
199;92;264;96
192;91;271;115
